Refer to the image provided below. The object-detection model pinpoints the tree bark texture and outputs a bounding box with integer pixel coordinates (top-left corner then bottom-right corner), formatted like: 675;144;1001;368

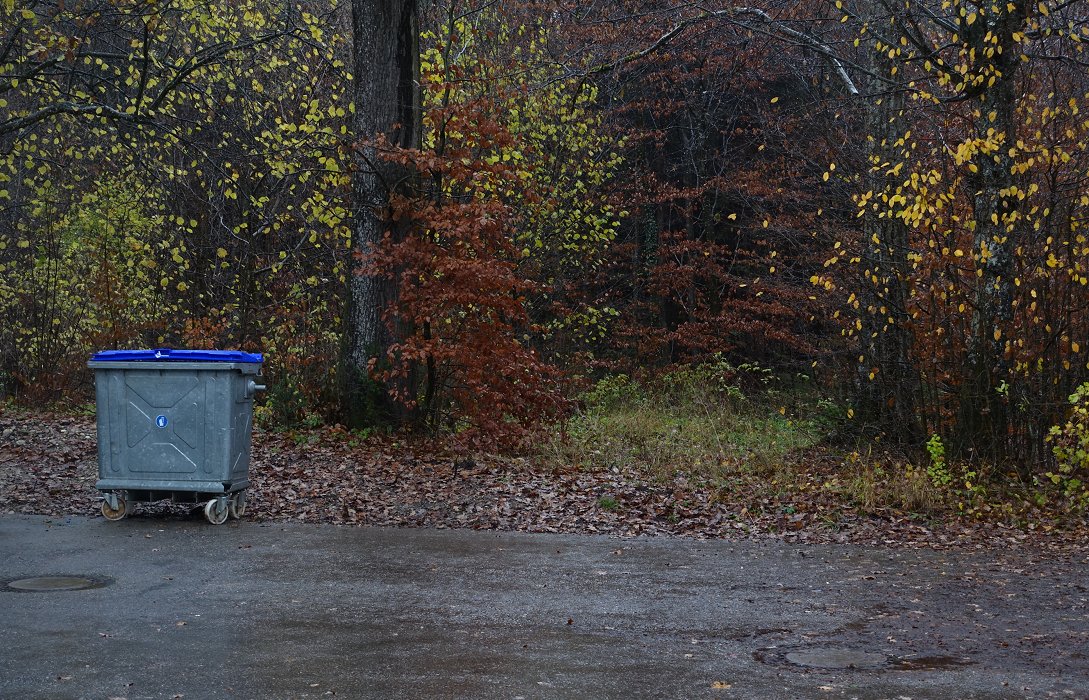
342;0;420;427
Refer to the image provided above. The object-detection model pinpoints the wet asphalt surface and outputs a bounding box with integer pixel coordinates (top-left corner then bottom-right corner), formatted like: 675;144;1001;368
1;513;1088;699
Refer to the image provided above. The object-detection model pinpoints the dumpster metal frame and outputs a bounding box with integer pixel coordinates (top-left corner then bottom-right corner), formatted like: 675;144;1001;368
88;350;265;524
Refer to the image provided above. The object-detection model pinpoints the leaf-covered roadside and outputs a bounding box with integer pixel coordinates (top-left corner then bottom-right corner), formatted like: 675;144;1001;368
1;409;1085;553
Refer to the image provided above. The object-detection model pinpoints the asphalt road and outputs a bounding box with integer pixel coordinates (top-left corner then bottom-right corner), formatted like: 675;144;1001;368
1;514;1087;699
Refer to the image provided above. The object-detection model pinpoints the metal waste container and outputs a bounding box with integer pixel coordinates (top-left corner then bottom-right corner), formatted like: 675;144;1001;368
88;348;265;524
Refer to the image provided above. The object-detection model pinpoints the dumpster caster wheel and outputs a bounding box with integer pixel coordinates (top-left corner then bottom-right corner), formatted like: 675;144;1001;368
204;499;228;525
101;496;128;521
228;494;247;519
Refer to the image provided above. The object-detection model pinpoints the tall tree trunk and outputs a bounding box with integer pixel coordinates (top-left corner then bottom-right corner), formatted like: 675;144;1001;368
341;0;420;428
857;35;923;444
957;4;1028;463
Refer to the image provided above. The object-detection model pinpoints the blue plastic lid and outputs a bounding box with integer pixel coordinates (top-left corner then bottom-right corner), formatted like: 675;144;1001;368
90;348;263;363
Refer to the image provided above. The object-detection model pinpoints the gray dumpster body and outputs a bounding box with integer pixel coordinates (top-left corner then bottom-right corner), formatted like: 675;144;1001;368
88;349;264;524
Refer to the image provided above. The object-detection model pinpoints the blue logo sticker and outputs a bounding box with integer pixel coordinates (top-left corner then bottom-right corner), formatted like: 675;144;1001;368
155;415;168;428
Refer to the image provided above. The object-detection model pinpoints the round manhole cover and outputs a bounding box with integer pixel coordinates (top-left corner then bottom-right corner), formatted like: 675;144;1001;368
784;648;888;670
4;576;112;592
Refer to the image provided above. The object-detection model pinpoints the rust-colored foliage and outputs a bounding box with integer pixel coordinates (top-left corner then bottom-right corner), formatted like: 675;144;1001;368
552;2;844;375
364;77;570;451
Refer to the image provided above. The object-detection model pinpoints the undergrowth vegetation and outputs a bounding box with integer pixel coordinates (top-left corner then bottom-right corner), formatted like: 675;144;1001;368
543;358;1089;525
545;358;828;481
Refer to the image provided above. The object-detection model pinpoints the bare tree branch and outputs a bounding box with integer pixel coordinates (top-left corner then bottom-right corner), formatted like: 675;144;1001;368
0;101;153;136
584;4;860;95
723;6;860;95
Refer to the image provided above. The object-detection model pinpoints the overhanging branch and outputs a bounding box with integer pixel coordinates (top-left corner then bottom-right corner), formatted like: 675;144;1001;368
586;4;860;96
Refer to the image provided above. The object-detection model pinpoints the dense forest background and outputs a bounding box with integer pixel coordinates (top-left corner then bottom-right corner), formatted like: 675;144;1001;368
3;0;1089;507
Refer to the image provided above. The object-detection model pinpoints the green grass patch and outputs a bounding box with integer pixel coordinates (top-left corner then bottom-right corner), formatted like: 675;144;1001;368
544;359;830;481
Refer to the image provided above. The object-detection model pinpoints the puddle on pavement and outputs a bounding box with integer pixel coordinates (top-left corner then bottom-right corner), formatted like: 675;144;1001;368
2;575;113;592
784;648;887;670
756;646;974;673
888;655;975;671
